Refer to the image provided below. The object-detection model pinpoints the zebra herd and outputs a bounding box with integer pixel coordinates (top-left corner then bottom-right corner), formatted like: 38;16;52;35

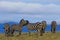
4;19;57;36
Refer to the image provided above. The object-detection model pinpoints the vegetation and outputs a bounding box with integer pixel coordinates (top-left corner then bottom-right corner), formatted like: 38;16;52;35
0;31;60;40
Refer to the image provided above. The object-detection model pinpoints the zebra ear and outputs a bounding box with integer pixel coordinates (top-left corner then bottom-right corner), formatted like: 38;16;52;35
26;20;29;24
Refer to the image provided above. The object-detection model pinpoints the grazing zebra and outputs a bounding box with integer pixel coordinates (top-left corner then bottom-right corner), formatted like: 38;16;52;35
51;21;57;33
41;21;46;33
4;23;10;36
10;19;28;36
26;21;43;36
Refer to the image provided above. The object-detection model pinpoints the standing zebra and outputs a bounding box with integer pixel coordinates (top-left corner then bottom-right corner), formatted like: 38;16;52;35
4;23;10;36
26;21;43;36
10;19;28;36
51;21;57;33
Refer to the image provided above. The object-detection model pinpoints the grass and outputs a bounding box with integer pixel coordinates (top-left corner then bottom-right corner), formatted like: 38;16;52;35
0;31;60;40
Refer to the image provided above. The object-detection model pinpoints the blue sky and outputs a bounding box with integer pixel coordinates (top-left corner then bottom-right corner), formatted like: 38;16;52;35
0;0;60;24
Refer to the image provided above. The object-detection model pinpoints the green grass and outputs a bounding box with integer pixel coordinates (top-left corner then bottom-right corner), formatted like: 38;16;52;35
0;31;60;40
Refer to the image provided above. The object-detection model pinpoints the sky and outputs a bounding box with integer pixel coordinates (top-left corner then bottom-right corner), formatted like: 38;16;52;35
0;0;60;24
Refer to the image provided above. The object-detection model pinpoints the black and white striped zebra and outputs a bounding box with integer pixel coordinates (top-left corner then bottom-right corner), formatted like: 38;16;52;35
26;21;43;36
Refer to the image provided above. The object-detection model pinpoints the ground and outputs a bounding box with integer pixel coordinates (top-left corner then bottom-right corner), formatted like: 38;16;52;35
0;31;60;40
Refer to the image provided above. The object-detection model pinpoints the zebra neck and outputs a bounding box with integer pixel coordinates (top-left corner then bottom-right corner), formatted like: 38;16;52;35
19;23;24;27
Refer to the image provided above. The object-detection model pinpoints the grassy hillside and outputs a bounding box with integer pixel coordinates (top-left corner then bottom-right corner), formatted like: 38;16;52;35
0;31;60;40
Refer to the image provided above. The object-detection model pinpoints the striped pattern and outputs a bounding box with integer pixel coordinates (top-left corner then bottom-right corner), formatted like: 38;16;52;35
26;21;43;36
41;21;46;33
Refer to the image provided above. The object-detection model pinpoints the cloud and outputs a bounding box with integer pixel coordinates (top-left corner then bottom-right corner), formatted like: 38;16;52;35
0;1;60;14
0;1;60;24
0;0;60;3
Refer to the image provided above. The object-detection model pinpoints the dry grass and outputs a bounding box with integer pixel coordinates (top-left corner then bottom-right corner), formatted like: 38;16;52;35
0;31;60;40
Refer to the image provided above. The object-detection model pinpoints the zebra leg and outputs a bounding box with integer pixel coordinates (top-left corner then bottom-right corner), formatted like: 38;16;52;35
51;27;55;33
43;28;45;33
54;27;56;33
19;30;21;35
8;30;10;36
5;30;9;37
51;27;52;32
11;30;14;36
53;27;56;33
28;30;31;36
34;29;38;35
36;29;38;35
40;28;43;36
5;31;7;36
